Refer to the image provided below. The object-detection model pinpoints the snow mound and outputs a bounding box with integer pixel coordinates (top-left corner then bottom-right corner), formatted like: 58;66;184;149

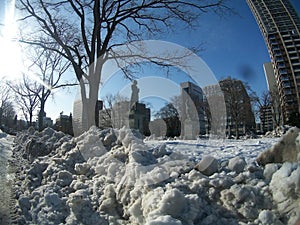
269;162;300;225
0;129;7;138
264;125;291;138
257;127;300;165
11;126;300;225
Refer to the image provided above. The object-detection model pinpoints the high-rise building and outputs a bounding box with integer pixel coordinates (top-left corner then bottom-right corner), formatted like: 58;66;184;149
247;0;300;123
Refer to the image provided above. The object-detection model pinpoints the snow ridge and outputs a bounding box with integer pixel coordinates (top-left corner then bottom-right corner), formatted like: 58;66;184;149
11;126;300;225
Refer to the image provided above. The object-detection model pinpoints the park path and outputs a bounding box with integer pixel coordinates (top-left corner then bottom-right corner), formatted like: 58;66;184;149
0;133;15;225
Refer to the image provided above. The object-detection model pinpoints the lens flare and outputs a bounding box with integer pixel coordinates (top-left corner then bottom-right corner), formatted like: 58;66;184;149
0;0;23;79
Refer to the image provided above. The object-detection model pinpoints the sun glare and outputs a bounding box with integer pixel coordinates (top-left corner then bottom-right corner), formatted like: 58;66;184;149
0;0;23;80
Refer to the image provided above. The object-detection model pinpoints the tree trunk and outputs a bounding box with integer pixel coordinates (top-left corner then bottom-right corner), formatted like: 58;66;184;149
235;123;239;140
81;97;98;131
29;112;33;127
0;109;3;128
38;101;45;131
76;74;100;135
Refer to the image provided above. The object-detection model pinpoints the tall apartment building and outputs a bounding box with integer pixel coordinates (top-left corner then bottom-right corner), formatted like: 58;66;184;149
247;0;300;123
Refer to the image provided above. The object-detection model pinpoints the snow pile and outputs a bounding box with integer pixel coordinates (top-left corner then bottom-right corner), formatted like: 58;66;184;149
11;126;300;225
264;125;291;138
269;162;300;219
257;126;300;165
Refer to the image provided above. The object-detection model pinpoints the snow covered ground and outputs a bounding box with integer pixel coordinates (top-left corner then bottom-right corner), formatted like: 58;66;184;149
8;126;300;225
145;138;277;164
0;130;15;224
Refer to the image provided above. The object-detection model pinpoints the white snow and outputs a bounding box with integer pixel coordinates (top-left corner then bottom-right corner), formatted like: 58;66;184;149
145;138;277;163
7;126;300;225
0;130;15;224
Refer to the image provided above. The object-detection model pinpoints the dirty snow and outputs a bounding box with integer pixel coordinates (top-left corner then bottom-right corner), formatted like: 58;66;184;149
7;126;300;225
0;130;15;224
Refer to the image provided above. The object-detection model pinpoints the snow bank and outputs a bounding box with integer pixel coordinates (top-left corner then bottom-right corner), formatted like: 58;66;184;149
264;125;291;138
257;127;300;165
11;126;300;224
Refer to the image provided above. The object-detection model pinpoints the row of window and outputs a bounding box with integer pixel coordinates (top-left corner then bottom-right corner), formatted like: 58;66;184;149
268;30;299;38
276;64;300;74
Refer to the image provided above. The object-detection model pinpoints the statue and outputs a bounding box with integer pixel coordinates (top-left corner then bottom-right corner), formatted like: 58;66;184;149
130;80;139;106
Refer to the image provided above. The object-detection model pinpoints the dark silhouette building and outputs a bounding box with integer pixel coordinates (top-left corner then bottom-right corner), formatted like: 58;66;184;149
204;78;256;138
54;113;73;135
111;101;150;136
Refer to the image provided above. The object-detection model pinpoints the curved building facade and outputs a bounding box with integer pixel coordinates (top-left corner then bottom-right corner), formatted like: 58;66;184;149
247;0;300;123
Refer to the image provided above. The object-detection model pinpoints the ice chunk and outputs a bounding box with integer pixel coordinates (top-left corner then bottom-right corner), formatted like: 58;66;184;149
195;155;218;176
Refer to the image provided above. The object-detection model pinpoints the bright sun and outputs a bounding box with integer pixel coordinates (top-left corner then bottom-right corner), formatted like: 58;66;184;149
0;0;23;80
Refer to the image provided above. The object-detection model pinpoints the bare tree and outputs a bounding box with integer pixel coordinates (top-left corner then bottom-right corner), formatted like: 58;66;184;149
203;85;227;137
1;102;16;128
25;46;73;130
155;103;181;137
252;91;271;133
7;75;40;126
269;89;282;128
8;46;74;130
99;94;118;129
99;93;129;129
0;80;16;128
18;0;230;134
252;89;283;132
100;94;114;128
170;95;183;118
219;77;255;139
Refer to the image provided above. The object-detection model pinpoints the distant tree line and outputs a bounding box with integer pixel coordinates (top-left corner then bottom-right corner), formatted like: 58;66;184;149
154;103;181;138
253;89;283;133
0;80;17;132
2;45;77;132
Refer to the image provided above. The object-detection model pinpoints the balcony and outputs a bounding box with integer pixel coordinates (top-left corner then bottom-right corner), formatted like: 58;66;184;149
279;68;288;75
285;90;292;95
280;75;289;81
274;51;282;57
275;56;284;62
295;68;300;72
282;81;291;88
277;62;286;69
288;49;297;54
290;54;298;59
